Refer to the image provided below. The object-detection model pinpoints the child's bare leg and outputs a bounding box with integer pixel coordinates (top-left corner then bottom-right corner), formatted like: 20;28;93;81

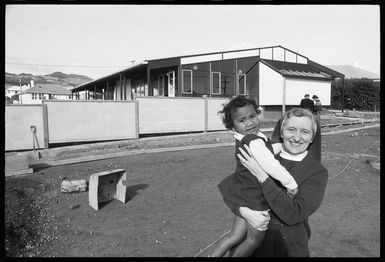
230;220;265;257
210;214;247;257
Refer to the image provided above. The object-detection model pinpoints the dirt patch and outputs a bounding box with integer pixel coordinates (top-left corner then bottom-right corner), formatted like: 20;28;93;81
5;123;380;257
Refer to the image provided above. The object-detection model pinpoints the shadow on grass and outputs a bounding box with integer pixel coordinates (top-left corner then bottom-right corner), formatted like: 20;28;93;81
125;183;148;202
95;184;148;210
30;163;53;172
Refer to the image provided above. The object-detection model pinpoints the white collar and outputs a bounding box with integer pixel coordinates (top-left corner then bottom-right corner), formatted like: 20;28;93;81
234;131;267;141
279;149;308;161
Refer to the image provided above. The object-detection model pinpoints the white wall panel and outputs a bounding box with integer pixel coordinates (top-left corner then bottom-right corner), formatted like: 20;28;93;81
285;79;331;106
259;62;284;105
137;97;205;134
207;98;229;131
45;100;137;143
5;105;45;151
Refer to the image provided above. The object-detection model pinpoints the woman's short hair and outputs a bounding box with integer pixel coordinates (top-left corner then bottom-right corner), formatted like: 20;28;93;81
280;108;317;140
218;95;260;130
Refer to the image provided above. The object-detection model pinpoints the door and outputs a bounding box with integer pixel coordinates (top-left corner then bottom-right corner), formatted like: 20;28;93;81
167;71;175;97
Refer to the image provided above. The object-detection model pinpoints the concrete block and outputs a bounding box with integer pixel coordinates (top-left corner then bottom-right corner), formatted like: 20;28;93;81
89;169;127;211
5;154;30;171
61;179;87;193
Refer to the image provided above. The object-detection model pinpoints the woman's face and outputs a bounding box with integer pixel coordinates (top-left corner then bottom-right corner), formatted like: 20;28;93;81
281;116;313;155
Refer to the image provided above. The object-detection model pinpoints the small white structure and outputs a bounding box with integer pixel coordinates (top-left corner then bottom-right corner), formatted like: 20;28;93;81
5;80;34;100
5;85;30;98
89;169;127;211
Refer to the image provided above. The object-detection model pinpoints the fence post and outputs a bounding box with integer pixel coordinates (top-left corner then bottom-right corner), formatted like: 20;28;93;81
135;100;139;139
42;103;50;148
204;95;208;133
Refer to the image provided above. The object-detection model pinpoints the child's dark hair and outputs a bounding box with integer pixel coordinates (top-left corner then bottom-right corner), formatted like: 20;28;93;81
218;95;260;129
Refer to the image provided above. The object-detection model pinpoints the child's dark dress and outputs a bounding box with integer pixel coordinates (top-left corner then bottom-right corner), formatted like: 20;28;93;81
218;134;274;217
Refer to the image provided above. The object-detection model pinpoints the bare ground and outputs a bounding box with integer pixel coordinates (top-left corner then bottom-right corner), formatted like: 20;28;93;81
4;114;380;257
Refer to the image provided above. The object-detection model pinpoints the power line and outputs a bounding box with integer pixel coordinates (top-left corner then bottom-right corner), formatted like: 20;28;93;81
5;62;127;68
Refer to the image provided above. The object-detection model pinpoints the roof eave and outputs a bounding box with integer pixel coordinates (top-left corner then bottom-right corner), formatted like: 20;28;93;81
282;75;334;81
72;63;148;92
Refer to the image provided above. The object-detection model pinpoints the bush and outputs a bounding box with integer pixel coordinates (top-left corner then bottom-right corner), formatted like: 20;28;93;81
331;79;380;111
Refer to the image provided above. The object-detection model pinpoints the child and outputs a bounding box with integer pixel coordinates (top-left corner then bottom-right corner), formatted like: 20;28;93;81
210;95;298;257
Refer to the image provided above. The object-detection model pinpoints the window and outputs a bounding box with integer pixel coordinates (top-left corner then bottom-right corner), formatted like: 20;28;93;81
182;70;192;94
152;76;158;96
152;75;164;96
133;80;147;96
238;74;246;95
211;60;236;96
32;93;37;100
211;72;221;94
221;74;235;96
237;57;258;96
39;94;43;100
183;62;210;96
158;75;164;96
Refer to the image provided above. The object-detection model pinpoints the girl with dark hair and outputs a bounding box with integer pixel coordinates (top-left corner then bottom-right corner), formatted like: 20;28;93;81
209;95;298;257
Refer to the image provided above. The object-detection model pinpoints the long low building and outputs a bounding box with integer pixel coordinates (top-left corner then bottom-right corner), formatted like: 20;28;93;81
71;45;344;110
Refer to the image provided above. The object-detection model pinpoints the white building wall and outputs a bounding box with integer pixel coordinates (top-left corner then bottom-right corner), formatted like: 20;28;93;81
19;93;72;104
20;94;40;104
53;94;72;100
259;62;331;106
285;78;331;106
259;62;284;105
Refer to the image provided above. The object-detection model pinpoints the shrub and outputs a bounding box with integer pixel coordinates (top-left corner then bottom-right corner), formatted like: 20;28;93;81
331;79;380;111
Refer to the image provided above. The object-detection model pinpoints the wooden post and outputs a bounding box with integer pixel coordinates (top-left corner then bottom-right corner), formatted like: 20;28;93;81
341;77;345;112
42;103;49;148
281;77;286;117
135;100;139;139
204;95;208;133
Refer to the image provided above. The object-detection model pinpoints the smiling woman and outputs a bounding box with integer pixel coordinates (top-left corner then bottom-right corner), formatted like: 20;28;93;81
210;96;299;257
236;107;328;257
280;109;317;155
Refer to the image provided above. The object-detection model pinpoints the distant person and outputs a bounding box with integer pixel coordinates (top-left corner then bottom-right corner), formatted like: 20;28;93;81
210;95;298;257
299;94;314;112
312;95;322;118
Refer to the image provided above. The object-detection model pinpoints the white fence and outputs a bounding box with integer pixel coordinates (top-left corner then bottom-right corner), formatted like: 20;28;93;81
44;100;138;144
5;97;229;151
5;105;46;151
136;97;228;134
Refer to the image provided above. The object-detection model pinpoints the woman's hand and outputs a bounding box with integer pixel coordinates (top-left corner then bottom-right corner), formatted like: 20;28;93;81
238;145;269;183
239;207;270;230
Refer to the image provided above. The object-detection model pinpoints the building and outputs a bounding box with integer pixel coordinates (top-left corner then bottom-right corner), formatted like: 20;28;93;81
5;84;32;104
20;84;73;104
71;45;344;110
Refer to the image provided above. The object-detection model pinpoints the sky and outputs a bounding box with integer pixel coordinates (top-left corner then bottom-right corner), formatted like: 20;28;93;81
5;4;380;80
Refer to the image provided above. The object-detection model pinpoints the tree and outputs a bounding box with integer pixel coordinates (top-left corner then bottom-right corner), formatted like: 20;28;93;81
331;78;380;111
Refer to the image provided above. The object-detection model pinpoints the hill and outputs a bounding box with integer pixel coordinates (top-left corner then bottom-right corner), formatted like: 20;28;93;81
326;65;380;80
5;72;93;89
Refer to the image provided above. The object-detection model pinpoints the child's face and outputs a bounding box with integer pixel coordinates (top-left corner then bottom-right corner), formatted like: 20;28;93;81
231;104;260;135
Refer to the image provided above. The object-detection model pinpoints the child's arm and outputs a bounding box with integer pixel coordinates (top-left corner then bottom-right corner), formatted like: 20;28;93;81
248;139;298;191
271;143;283;155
